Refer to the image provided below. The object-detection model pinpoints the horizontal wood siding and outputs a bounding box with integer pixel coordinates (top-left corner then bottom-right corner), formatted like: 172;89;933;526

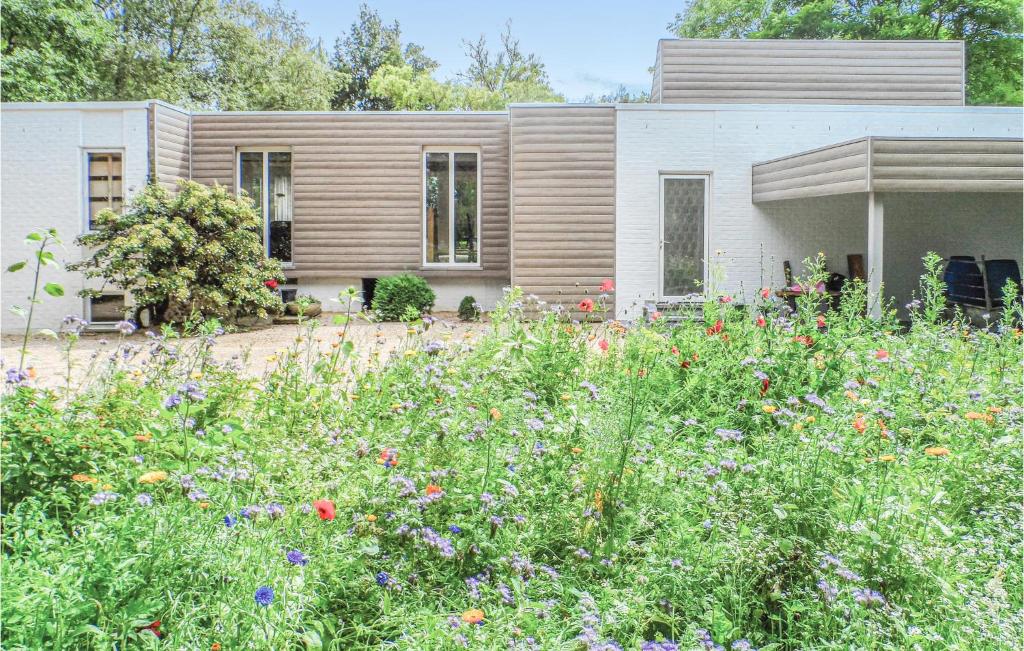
752;139;870;201
510;106;615;313
152;104;190;190
871;138;1023;193
657;39;964;106
190;112;510;278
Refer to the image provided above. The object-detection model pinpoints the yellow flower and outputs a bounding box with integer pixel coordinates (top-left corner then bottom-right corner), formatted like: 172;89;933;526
102;483;113;491
406;328;417;336
792;423;804;432
190;370;202;379
571;447;584;454
560;393;571;402
138;471;168;484
72;474;98;483
366;514;377;522
461;609;485;625
762;404;777;414
390;403;402;411
198;502;210;509
489;408;502;421
805;416;816;423
266;355;278;363
593;490;604;513
403;350;416;357
347;393;359;401
924;446;950;457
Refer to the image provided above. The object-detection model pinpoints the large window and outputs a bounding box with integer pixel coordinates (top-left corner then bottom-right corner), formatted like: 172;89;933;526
238;150;293;264
424;150;479;265
86;152;123;229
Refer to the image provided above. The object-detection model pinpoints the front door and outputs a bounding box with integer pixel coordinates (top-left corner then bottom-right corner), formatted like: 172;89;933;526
660;174;709;302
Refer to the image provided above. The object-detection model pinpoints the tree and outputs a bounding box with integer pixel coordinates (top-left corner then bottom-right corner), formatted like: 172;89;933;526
70;182;284;325
669;0;1023;105
1;0;114;101
330;4;436;110
460;21;564;105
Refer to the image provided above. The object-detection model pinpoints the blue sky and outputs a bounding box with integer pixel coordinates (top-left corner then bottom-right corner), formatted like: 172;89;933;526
273;0;683;100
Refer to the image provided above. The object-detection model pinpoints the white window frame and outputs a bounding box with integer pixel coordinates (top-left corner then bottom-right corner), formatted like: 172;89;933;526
422;147;482;268
659;173;711;303
82;148;125;233
236;147;294;268
84;292;127;327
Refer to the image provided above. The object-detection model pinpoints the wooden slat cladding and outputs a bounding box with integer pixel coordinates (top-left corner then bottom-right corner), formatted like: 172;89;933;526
152;103;190;190
510;106;615;314
189;112;510;278
871;138;1023;193
753;137;1023;201
655;39;964;106
752;139;869;202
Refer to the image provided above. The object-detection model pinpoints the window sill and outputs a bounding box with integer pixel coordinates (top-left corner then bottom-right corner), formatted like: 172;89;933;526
420;264;483;271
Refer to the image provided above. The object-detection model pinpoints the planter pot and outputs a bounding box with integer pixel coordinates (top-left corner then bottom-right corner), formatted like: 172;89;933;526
285;301;322;317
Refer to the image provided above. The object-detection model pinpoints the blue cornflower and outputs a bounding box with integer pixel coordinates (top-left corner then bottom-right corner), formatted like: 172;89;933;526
286;550;309;566
376;571;391;587
224;514;238;528
254;586;274;607
448;524;462;534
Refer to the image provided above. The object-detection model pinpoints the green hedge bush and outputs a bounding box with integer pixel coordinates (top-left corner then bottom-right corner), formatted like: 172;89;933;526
458;295;481;321
371;274;435;321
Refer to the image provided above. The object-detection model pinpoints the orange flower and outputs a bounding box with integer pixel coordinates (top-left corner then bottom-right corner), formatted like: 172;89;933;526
571;447;584;454
366;514;377;522
212;644;222;651
72;474;98;483
135;433;152;442
137;471;168;484
878;454;896;462
987;406;1003;414
489;407;502;421
965;412;993;422
593;490;604;513
852;416;867;434
198;502;210;509
425;484;442;496
924;447;950;457
461;608;485;625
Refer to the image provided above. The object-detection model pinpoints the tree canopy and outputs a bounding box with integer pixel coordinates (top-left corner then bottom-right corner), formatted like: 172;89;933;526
670;0;1022;105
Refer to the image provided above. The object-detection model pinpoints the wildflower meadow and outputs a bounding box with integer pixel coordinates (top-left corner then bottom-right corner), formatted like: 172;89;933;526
2;258;1022;650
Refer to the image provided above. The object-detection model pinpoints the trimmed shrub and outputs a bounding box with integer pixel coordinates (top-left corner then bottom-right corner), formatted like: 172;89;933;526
458;295;481;321
371;274;435;321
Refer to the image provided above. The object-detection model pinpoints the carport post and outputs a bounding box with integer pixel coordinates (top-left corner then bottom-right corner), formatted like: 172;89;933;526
867;191;884;318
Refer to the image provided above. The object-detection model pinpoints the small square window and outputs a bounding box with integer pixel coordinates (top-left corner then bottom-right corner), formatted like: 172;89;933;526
86;152;123;229
88;294;127;324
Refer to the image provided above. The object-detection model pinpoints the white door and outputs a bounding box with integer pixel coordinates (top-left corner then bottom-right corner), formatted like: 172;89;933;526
659;174;709;302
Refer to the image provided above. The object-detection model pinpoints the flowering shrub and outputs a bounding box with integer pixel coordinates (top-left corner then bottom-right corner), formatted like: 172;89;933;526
1;262;1021;650
70;182;284;325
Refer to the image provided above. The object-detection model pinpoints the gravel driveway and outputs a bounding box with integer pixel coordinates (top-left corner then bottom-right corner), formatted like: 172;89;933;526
2;314;487;389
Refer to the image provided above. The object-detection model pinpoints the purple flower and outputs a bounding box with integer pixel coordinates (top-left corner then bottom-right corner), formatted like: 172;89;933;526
286;550;309;566
853;588;886;608
136;493;153;506
817;579;837;602
224;514;238;528
714;428;743;442
115;320;137;336
90;491;120;505
254;586;274;607
266;503;285;519
179;381;206;402
731;641;754;651
526;418;544;432
5;368;29;385
163;393;182;409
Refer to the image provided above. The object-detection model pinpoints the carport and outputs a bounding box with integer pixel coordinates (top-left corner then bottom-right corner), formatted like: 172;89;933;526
752;137;1023;317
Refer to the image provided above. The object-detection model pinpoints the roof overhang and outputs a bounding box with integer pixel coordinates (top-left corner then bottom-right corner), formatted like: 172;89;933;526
752;136;1023;202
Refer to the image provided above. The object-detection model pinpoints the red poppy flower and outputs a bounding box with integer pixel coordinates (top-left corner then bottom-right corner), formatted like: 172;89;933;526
599;279;615;292
706;319;724;336
578;298;595;313
760;378;770;397
425;484;442;496
756;315;767;328
875;349;889;361
137;620;162;638
793;335;814;347
265;279;279;290
650;311;663;321
817;314;827;329
598;339;609;352
760;287;771;299
680;360;690;369
670;346;679;355
312;499;335;521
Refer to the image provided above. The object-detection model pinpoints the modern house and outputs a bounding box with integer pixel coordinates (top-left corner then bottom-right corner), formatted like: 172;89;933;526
2;39;1021;332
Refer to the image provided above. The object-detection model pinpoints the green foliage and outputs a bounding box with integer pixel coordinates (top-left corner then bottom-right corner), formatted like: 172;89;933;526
6;229;66;370
0;0;114;101
329;3;436;110
458;296;481;321
368;21;564;110
70;182;283;325
370;274;436;321
1;255;1022;648
670;0;1023;106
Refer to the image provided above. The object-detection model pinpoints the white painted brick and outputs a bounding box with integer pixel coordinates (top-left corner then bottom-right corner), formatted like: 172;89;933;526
1;106;150;334
615;104;1023;320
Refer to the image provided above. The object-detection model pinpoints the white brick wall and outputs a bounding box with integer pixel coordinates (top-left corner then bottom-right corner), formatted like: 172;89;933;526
615;104;1023;320
1;104;150;334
